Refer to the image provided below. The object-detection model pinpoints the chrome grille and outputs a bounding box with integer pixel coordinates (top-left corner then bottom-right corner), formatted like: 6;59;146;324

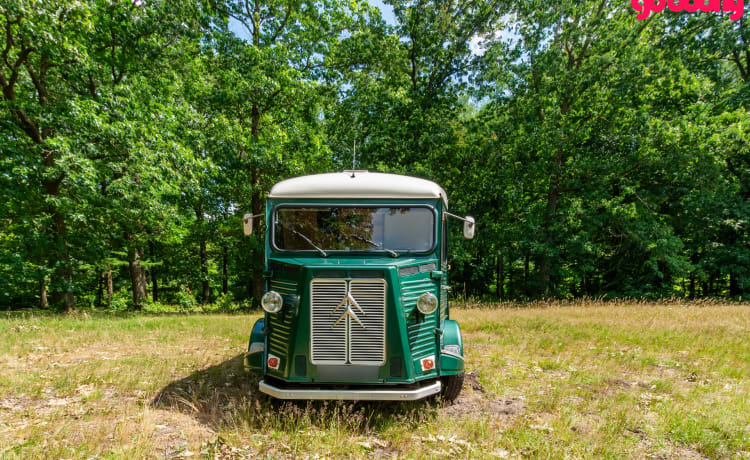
310;279;386;366
349;280;386;365
310;280;348;364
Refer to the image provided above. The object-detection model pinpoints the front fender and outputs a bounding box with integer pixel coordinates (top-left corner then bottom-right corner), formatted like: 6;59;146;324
244;318;265;374
440;320;464;375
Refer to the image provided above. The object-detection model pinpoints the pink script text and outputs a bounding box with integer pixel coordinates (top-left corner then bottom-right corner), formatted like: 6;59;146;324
631;0;744;20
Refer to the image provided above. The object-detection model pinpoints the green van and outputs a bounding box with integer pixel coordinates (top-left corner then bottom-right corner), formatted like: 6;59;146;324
243;171;475;401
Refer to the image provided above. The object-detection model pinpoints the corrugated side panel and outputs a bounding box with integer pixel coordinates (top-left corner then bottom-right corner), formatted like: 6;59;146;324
440;287;448;322
267;279;297;359
401;277;438;360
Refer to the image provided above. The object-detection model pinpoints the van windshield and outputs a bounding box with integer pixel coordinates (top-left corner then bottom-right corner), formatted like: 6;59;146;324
273;207;435;254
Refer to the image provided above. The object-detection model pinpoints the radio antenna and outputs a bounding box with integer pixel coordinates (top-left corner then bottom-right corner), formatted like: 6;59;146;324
351;140;356;177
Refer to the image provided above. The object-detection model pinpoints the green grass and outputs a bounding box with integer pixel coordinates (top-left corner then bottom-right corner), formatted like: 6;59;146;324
0;302;748;458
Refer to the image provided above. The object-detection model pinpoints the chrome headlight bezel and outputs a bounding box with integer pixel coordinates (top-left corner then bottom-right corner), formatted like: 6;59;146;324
261;290;283;313
416;292;438;315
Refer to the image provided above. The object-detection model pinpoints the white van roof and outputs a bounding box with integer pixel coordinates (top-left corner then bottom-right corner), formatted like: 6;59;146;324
268;171;448;207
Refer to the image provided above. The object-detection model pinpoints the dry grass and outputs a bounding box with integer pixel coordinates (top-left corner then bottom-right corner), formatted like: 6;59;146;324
0;301;748;458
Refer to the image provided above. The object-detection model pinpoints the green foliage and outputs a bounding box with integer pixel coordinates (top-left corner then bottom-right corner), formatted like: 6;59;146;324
213;292;241;312
1;0;748;309
175;287;198;311
109;290;132;312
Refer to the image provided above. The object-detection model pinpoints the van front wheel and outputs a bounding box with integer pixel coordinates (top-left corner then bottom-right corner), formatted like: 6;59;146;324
440;373;464;403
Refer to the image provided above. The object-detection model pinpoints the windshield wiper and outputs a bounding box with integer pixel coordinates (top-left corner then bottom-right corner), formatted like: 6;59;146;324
351;234;398;258
290;228;327;257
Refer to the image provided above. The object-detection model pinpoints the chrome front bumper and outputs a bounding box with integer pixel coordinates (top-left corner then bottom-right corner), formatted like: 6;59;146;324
259;380;441;401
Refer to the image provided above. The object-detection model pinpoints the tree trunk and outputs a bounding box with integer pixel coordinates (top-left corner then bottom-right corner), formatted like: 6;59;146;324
149;241;158;302
249;103;266;307
39;278;48;309
729;271;740;297
524;252;530;297
222;246;229;295
39;115;72;311
129;247;147;307
96;271;102;307
689;275;696;299
581;280;586;297
48;203;74;311
507;255;513;299
105;266;113;298
537;178;561;297
200;238;210;304
151;268;158;302
496;252;504;300
248;277;253;300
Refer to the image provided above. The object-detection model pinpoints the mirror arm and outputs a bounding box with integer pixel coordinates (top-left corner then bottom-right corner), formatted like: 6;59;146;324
445;212;472;223
243;213;264;223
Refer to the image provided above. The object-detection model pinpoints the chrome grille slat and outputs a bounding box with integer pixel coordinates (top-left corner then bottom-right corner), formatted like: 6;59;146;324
311;278;386;366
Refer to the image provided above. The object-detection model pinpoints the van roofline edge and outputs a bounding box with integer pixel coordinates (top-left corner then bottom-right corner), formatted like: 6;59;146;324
267;171;449;207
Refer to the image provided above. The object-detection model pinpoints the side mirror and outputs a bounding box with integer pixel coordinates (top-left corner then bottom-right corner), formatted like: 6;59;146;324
243;213;254;236
463;216;475;240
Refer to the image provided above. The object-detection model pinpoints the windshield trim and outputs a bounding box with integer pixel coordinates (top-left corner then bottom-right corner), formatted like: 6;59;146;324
270;204;438;255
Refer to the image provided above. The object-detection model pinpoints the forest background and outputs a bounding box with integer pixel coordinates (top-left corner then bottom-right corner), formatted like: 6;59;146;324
1;0;749;311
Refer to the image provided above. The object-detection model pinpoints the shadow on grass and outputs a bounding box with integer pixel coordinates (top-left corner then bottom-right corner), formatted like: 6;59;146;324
151;354;440;433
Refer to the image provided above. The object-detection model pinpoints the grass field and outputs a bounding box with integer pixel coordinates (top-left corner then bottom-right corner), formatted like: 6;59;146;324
0;301;748;459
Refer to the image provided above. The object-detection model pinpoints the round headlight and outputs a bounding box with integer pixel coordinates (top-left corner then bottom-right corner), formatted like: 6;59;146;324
416;292;438;315
261;291;283;313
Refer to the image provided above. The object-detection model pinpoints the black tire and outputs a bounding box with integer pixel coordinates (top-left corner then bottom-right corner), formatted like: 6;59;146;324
440;373;464;403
